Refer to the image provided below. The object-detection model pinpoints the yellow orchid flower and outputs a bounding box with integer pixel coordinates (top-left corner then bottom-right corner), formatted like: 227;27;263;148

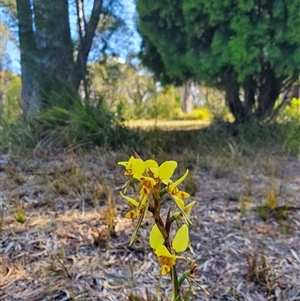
171;195;193;225
168;169;189;191
118;156;145;176
150;160;177;184
134;175;157;195
150;224;189;275
168;169;190;199
120;192;147;219
167;169;193;223
173;200;196;219
155;245;176;275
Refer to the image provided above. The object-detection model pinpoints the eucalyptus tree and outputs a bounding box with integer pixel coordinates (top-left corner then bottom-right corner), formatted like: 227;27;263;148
14;0;103;115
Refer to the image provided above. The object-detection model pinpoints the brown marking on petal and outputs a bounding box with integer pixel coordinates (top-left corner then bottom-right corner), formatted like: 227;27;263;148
124;169;132;175
170;187;178;195
180;192;188;198
125;210;137;219
161;265;170;275
158;256;176;267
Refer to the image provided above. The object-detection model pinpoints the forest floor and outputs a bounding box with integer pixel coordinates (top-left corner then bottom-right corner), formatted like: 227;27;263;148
1;143;300;301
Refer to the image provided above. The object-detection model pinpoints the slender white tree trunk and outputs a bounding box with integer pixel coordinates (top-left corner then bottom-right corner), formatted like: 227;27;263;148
182;79;194;114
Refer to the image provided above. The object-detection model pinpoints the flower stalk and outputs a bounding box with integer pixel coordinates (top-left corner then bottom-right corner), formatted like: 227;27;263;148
118;154;208;300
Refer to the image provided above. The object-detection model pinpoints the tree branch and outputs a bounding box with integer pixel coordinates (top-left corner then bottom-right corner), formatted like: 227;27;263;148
74;0;103;89
280;75;298;94
16;0;41;115
76;0;89;98
268;77;299;122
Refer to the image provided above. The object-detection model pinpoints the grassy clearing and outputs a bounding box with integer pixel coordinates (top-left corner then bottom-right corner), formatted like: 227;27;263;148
124;119;209;130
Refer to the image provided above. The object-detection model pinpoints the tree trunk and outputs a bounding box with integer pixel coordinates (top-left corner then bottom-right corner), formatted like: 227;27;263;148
224;84;246;123
182;79;194;114
33;0;74;107
0;66;3;116
285;82;300;100
16;0;41;115
16;0;103;115
256;65;282;119
243;79;256;120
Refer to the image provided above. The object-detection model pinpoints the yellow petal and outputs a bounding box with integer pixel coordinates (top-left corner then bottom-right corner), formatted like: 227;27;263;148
149;167;158;177
140;194;148;206
175;190;190;199
172;224;189;253
149;224;164;249
138;176;157;195
120;192;139;207
173;200;196;218
140;186;151;195
117;161;127;167
118;156;138;175
169;169;189;192
161;264;170;275
145;159;158;168
122;156;135;168
158;161;177;180
129;200;149;246
125;210;137;219
172;195;192;225
155;245;175;259
172;195;185;208
140;176;157;186
183;200;196;215
132;158;145;175
172;212;180;219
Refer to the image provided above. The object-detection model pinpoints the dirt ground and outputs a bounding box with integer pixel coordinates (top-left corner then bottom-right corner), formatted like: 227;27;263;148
0;147;299;301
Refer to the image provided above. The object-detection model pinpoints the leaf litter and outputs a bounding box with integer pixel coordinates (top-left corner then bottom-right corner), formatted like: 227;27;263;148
0;148;299;301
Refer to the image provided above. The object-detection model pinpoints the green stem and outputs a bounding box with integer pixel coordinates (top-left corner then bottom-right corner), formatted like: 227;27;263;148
159;187;168;197
171;266;182;301
178;273;187;288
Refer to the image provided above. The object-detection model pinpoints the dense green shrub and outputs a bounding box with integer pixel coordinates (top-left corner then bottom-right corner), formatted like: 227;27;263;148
0;96;138;152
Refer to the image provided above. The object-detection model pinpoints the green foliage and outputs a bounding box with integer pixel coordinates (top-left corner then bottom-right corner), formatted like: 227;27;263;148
284;124;300;157
233;121;294;147
14;202;26;223
281;98;300;122
91;59;188;120
146;85;182;119
36;97;137;149
137;0;189;85
0;115;38;150
0;95;139;152
0;0;18;19
90;58;156;119
1;72;22;123
137;0;300;121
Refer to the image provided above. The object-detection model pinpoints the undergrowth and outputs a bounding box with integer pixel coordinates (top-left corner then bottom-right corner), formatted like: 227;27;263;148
0;97;139;152
0;98;298;158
